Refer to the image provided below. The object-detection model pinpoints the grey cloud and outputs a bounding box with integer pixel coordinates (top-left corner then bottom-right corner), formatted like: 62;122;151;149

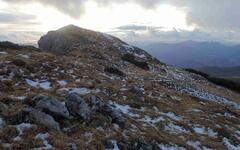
4;0;240;31
0;30;43;45
0;12;37;24
3;0;86;18
113;25;240;44
3;0;167;18
117;25;162;31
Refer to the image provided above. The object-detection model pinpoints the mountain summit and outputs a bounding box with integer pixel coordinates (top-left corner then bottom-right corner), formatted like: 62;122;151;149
0;25;240;149
39;25;136;55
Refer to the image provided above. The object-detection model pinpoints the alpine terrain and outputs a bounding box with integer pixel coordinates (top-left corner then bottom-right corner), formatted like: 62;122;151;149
0;25;240;150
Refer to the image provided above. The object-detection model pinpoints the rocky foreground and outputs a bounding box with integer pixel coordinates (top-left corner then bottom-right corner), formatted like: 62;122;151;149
0;25;240;150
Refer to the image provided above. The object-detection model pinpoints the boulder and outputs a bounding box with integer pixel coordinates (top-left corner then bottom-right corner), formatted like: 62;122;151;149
29;109;60;130
0;118;5;129
66;93;91;121
136;139;153;150
0;102;8;114
88;96;125;126
34;95;71;119
129;86;145;97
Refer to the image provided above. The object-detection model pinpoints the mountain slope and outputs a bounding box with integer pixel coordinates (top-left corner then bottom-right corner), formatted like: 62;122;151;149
0;25;240;149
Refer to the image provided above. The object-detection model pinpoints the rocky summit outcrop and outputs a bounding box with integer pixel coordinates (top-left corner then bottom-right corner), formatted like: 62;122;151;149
0;25;240;149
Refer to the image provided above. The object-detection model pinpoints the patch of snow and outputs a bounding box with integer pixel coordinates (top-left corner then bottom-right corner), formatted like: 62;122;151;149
193;125;218;137
18;54;30;59
194;126;205;134
170;83;240;109
111;102;139;117
39;81;51;90
167;69;192;81
164;122;188;134
187;141;202;150
14;123;32;141
222;138;240;150
11;96;27;100
224;112;236;118
0;51;7;55
139;115;165;125
32;133;53;150
158;144;186;150
57;80;67;86
26;79;51;90
61;87;91;95
113;103;131;114
163;112;183;121
134;53;146;58
187;108;202;112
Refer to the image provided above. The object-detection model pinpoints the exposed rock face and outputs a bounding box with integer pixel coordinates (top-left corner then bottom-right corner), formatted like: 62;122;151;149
34;95;71;119
66;93;91;121
38;25;151;61
29;109;60;130
88;96;125;126
38;25;124;54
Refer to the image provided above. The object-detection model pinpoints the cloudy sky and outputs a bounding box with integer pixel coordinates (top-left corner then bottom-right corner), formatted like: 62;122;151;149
0;0;240;44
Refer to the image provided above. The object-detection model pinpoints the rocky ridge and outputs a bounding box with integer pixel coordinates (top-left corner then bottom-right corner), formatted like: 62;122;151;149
0;25;239;149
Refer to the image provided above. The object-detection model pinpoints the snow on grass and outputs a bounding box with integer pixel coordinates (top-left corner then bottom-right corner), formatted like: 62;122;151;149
18;54;30;59
193;125;218;137
61;87;91;95
222;138;240;150
187;141;213;150
57;80;67;86
138;115;165;125
26;79;51;90
60;87;101;95
167;69;193;81
32;133;53;150
187;108;202;112
163;112;183;121
170;83;240;109
11;95;27;100
164;122;188;134
224;112;236;118
0;51;7;55
187;141;202;150
158;144;186;150
14;123;32;141
134;53;146;58
110;102;140;117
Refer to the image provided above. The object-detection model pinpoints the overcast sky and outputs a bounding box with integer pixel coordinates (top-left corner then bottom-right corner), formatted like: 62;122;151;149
0;0;240;44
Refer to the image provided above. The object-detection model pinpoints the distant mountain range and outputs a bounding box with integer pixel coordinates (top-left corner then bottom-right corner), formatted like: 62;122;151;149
135;40;240;68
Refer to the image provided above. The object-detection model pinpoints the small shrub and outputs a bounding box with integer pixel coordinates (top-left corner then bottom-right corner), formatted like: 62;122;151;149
12;59;26;67
185;68;209;78
122;53;149;70
104;67;124;76
0;41;39;51
0;41;21;49
0;80;14;92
